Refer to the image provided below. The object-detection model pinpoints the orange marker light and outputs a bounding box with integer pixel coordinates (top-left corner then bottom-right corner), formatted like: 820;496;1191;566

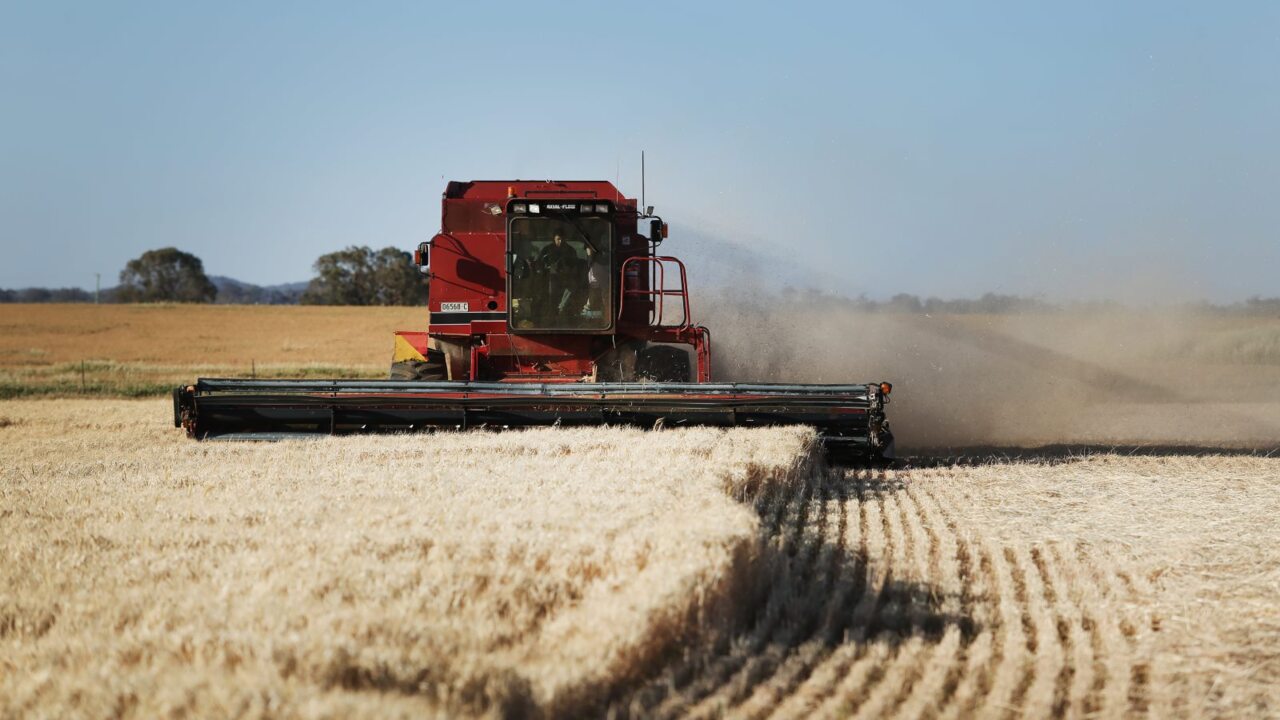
507;186;516;198
879;382;893;396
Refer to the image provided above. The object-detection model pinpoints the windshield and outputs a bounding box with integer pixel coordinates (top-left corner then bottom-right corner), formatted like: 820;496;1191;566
509;215;612;331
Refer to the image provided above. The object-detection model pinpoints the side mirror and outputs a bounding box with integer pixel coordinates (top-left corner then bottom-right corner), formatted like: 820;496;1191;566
414;241;431;271
649;220;666;244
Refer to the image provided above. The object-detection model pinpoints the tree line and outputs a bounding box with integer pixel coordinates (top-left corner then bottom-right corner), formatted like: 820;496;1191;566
5;248;1280;314
0;246;429;306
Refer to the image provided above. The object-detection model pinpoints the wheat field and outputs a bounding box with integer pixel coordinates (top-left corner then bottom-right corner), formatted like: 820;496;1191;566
3;304;1279;717
3;399;1279;718
0;399;818;718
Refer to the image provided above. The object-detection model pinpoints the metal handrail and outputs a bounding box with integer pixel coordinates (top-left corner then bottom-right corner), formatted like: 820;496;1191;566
617;255;693;329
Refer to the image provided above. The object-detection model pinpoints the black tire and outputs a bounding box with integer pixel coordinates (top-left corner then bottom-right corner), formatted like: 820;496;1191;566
635;345;692;383
389;350;447;381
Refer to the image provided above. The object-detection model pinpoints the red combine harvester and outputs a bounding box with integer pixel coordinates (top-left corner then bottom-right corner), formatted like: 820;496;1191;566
174;180;895;459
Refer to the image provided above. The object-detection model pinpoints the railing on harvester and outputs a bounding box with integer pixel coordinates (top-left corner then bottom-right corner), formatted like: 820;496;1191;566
617;255;713;382
618;255;692;329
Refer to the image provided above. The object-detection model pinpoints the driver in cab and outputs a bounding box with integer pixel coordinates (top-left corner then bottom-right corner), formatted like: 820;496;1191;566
538;234;577;272
537;234;580;324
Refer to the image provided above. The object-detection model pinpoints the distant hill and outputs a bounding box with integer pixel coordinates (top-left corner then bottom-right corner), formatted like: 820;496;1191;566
0;277;309;304
209;276;309;305
0;286;97;303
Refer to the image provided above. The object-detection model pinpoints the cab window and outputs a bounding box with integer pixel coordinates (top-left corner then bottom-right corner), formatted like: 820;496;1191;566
509;215;612;330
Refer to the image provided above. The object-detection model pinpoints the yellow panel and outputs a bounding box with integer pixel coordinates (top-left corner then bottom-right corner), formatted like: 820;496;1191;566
392;334;427;363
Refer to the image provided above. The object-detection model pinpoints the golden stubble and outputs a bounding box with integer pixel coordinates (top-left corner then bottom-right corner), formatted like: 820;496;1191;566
0;304;425;367
612;456;1280;720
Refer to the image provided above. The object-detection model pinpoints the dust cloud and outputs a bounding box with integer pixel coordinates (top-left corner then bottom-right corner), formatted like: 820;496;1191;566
698;289;1280;452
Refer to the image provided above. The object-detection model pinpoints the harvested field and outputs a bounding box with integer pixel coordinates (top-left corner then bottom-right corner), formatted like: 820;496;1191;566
614;456;1280;719
4;399;1279;718
0;304;422;396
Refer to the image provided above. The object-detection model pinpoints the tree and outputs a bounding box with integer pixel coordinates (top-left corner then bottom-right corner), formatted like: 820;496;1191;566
115;248;217;303
300;245;429;306
884;293;924;313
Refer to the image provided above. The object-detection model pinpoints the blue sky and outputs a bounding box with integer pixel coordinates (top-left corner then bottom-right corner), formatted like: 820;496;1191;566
2;1;1278;301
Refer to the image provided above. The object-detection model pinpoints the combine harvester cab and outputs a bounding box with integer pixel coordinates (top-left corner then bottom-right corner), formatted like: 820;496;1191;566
174;180;895;460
